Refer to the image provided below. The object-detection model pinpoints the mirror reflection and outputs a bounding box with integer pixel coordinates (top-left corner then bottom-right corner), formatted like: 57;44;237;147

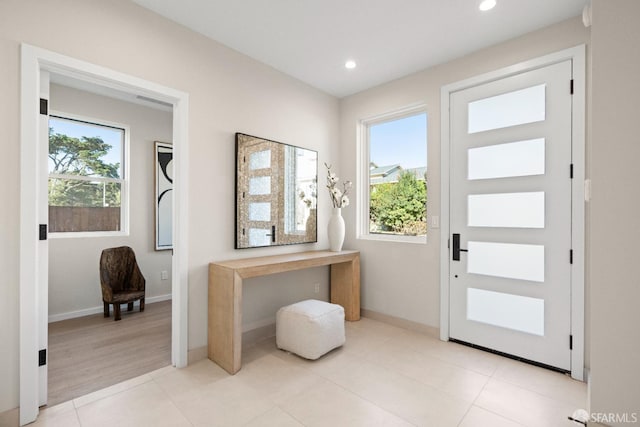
236;133;317;248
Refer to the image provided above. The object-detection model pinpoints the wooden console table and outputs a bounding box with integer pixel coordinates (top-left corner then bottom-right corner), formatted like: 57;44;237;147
208;250;360;374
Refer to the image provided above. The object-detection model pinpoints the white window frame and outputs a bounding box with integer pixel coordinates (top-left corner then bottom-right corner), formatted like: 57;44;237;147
357;104;428;244
48;111;130;238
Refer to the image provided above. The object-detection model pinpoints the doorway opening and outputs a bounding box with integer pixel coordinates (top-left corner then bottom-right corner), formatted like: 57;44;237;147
20;44;189;426
45;80;174;406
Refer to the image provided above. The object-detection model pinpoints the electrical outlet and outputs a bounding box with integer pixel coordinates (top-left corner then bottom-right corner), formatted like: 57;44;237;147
161;270;168;280
314;283;320;293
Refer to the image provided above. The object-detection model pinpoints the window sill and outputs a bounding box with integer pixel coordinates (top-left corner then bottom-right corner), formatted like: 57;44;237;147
49;231;129;239
357;233;427;244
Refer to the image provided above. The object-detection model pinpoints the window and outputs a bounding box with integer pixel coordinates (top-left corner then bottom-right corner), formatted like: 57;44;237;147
48;115;128;235
359;107;427;242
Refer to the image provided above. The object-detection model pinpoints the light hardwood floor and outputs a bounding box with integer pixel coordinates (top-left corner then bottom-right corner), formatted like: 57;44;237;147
47;300;171;407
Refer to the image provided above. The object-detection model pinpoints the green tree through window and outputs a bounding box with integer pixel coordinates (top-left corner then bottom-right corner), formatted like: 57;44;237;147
49;130;121;207
370;171;427;235
48;116;125;233
364;110;427;239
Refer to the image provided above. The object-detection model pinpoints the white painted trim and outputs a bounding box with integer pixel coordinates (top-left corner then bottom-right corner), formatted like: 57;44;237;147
171;96;189;370
187;346;208;365
361;308;440;338
19;44;190;425
19;43;40;426
358;233;426;244
47;294;172;323
439;45;586;381
569;46;586;382
242;317;276;333
439;88;451;342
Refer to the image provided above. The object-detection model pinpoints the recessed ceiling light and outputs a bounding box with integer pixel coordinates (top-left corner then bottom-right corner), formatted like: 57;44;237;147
479;0;496;11
345;60;357;69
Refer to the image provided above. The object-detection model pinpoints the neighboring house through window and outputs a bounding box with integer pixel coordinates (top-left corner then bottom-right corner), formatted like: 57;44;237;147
48;114;128;236
359;107;427;242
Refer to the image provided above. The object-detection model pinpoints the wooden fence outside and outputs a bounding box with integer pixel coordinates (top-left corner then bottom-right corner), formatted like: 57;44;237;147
49;206;121;232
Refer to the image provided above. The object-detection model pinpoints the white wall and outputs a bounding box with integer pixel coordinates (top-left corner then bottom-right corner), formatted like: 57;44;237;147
339;17;590;328
48;84;173;320
590;0;640;423
0;0;338;412
6;0;635;419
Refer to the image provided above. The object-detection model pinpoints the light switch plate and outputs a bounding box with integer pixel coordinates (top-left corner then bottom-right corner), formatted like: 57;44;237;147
584;179;591;202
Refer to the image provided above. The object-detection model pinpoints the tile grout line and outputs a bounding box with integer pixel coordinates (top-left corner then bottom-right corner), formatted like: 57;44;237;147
490;370;586;408
149;369;198;427
464;377;528;427
456;371;493;427
71;374;154;410
473;377;582;427
277;341;419;426
362;337;494;408
486;373;587;410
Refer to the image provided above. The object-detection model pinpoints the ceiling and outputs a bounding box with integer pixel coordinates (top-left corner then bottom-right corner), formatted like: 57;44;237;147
131;0;587;98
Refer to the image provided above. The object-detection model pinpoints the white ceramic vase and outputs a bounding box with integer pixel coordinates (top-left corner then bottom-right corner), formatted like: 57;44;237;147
328;207;345;252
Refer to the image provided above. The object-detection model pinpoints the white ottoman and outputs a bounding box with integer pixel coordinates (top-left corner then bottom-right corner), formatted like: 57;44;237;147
276;299;345;360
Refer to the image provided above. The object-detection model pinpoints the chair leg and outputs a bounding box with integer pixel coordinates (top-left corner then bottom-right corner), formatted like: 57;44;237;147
139;297;145;312
128;302;134;312
103;302;110;318
114;303;122;321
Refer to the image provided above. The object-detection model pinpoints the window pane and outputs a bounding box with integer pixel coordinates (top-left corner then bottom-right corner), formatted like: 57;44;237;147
248;202;271;221
468;138;545;180
49;117;123;178
468;192;544;228
48;178;121;232
248;228;271;246
368;112;427;237
467;241;544;282
249;176;271;195
249;150;271;170
49;178;121;207
467;288;544;336
48;116;126;234
468;84;546;134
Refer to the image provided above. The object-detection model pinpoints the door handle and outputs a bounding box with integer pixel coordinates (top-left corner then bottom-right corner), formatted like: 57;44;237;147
265;225;276;243
452;233;468;261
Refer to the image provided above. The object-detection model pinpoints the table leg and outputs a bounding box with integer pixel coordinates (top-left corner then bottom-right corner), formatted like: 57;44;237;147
208;265;243;374
330;255;361;321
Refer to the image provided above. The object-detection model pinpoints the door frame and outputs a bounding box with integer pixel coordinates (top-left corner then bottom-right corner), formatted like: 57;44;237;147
439;45;585;381
20;44;190;425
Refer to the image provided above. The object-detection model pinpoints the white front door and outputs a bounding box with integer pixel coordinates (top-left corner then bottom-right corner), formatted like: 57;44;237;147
449;60;573;370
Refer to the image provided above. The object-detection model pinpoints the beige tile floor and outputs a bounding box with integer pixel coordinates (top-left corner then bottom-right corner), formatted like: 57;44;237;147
29;317;587;427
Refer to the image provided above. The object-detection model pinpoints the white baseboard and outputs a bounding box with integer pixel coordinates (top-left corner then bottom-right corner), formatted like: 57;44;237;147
48;294;172;323
243;323;276;347
186;324;277;368
189;311;438;370
188;346;208;364
361;308;440;338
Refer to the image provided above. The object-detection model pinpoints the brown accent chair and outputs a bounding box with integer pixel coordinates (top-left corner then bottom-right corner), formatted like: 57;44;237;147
99;246;146;321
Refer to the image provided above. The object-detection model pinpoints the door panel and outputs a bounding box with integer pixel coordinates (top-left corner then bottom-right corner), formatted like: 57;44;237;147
237;141;279;247
449;60;573;370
